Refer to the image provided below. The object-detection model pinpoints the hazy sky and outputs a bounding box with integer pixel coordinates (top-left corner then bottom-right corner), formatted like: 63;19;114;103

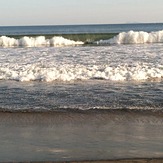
0;0;163;26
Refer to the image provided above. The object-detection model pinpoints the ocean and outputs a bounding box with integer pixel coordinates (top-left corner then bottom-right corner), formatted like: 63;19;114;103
0;23;163;162
0;23;163;111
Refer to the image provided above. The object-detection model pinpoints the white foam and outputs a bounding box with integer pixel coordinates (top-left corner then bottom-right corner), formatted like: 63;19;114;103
0;41;163;82
96;30;163;44
0;36;84;47
0;63;163;82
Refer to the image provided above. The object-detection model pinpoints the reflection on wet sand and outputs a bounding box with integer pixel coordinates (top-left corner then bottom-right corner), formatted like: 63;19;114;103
0;110;163;162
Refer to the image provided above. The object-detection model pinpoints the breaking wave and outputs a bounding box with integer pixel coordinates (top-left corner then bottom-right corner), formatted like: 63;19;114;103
0;36;84;47
2;30;163;47
96;30;163;45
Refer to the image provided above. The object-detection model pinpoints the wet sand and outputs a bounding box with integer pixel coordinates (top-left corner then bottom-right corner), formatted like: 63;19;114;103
0;110;163;162
2;158;163;163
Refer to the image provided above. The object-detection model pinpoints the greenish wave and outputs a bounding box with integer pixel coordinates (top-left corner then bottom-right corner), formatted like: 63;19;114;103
5;33;117;44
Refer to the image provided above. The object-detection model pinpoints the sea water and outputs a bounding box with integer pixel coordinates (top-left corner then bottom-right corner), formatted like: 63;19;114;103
0;24;163;161
0;23;163;111
0;23;163;35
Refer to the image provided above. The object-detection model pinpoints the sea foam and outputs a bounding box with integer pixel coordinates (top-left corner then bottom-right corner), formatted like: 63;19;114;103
0;63;163;82
0;36;84;47
96;30;163;44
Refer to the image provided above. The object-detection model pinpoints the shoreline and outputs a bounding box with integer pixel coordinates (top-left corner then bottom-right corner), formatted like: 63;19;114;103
0;107;162;115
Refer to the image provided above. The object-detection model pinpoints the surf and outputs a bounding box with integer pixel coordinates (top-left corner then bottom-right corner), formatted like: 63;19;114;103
96;30;163;45
0;35;84;47
1;30;163;47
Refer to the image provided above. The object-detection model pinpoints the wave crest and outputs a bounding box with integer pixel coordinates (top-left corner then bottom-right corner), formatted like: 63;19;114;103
0;36;84;47
96;30;163;45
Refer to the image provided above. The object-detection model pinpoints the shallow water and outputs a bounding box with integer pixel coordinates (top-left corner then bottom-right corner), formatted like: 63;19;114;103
0;80;163;112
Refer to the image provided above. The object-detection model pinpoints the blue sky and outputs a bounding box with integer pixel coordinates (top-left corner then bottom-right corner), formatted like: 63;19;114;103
0;0;163;26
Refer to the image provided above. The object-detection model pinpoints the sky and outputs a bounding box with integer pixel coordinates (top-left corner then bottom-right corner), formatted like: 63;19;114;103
0;0;163;26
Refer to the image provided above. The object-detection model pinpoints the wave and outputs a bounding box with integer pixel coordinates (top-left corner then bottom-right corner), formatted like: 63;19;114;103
1;31;163;47
96;30;163;45
0;33;117;46
0;36;84;47
0;63;163;82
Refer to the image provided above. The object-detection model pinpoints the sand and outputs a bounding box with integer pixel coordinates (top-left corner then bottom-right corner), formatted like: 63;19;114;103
0;110;163;162
2;158;163;163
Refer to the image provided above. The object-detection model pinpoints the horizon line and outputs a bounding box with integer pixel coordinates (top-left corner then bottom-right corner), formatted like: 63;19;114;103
0;22;163;27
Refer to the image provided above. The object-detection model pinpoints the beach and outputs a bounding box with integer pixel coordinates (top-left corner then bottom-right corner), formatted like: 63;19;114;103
0;24;163;162
0;110;163;162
